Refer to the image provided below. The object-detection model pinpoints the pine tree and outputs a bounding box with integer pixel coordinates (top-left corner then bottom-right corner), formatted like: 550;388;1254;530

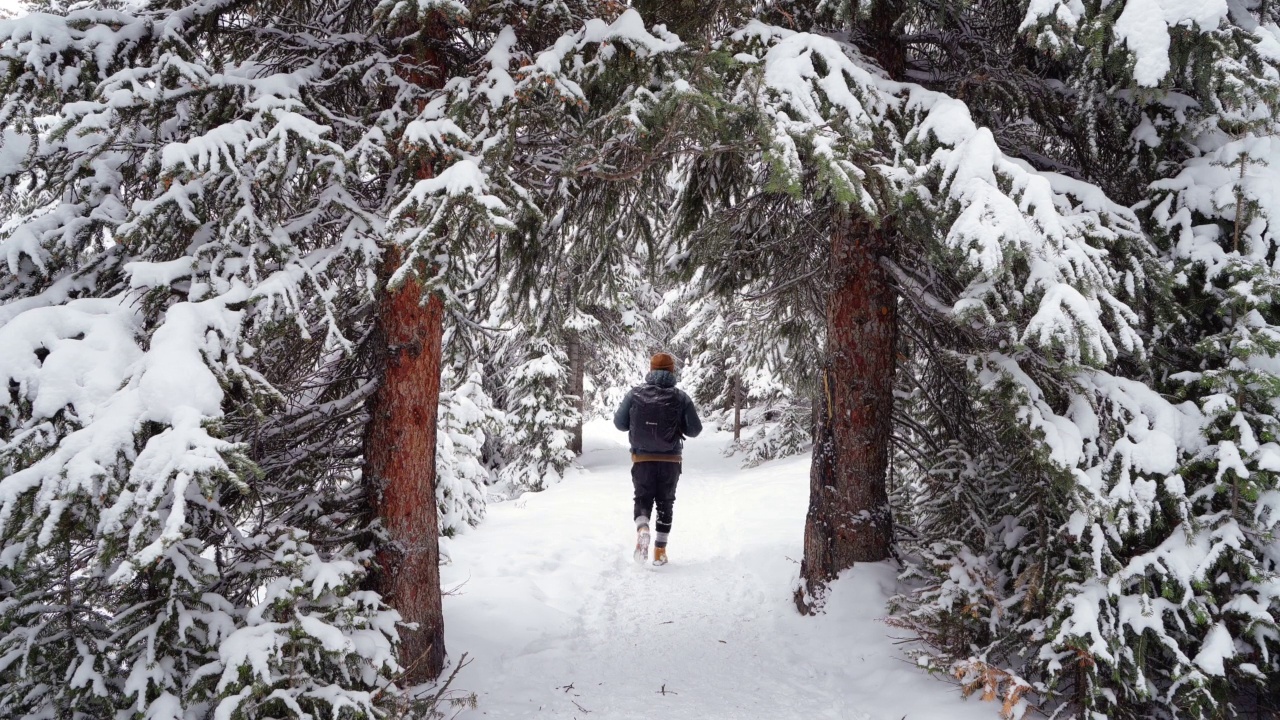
665;12;1146;616
881;1;1280;716
493;336;577;492
0;0;423;714
0;0;626;711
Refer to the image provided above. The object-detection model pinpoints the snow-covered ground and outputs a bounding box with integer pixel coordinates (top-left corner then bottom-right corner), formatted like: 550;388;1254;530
439;420;997;720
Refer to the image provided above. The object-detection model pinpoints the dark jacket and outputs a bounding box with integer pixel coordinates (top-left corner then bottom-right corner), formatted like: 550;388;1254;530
613;370;702;459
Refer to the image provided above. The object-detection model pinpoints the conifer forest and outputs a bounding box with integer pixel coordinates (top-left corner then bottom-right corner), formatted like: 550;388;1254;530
2;0;1280;718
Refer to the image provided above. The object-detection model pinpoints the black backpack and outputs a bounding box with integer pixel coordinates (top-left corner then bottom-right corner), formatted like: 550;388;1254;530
628;384;684;454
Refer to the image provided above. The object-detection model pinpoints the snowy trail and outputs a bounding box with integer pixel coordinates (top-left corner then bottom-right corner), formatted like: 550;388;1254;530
439;420;995;720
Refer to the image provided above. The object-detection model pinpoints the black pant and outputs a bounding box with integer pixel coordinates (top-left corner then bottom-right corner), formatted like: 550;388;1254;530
632;461;681;547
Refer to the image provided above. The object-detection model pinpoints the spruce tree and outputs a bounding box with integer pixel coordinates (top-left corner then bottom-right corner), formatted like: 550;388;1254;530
0;0;421;714
0;0;640;711
884;1;1280;716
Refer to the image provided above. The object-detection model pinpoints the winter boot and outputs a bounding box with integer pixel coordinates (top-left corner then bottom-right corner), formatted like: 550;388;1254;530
634;526;651;564
653;546;668;566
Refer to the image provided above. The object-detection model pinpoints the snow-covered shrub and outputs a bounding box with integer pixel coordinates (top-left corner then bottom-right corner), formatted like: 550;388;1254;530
437;370;503;537
734;401;812;467
497;338;578;493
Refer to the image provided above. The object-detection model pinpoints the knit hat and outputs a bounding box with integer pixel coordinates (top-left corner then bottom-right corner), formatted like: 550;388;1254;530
650;352;676;373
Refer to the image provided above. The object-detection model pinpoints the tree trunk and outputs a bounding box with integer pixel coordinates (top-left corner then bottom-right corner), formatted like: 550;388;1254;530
567;331;585;455
795;215;897;614
362;17;449;683
859;0;907;80
632;0;711;43
733;374;742;442
363;245;447;682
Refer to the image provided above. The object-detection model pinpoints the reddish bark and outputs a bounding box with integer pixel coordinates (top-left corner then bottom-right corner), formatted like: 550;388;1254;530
364;245;447;682
362;18;449;683
791;0;906;616
795;215;897;614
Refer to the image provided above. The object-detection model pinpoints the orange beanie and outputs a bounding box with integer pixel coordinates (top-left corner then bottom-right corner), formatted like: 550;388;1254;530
650;352;676;372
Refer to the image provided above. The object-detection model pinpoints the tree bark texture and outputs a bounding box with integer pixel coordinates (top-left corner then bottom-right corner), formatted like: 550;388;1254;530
795;215;897;614
362;17;449;683
364;244;447;683
567;331;585;455
860;0;907;81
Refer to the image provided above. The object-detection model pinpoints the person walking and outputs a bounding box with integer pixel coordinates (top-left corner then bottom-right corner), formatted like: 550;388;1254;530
613;352;702;566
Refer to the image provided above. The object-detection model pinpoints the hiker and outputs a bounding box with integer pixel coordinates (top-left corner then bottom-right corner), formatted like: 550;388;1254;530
613;352;702;566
